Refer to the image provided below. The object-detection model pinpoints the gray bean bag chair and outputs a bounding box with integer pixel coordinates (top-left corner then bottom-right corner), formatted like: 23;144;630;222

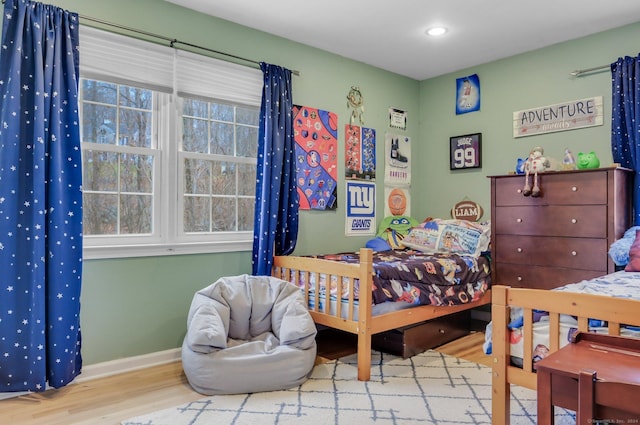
181;274;317;395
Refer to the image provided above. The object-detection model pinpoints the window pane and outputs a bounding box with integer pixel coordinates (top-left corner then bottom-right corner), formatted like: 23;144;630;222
184;159;210;194
82;80;117;104
210;121;233;155
210;103;234;121
119;108;152;148
120;194;152;234
121;154;153;193
83;150;118;192
237;163;255;196
211;161;235;195
183;98;208;118
238;198;254;231
119;85;152;109
236;106;258;126
184;196;210;232
182;117;208;153
82;104;117;144
83;193;118;235
236;125;258;157
211;197;235;231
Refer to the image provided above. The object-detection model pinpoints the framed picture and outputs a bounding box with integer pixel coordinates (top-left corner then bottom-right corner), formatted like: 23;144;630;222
450;133;482;170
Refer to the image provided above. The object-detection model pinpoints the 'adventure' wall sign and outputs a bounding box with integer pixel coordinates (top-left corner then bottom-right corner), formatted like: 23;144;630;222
513;96;603;138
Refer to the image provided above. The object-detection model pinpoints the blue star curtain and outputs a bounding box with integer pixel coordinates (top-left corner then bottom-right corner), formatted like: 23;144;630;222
0;0;82;391
611;55;640;225
252;63;298;275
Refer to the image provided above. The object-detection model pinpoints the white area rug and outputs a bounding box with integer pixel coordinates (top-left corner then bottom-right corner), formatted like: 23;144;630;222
122;350;575;425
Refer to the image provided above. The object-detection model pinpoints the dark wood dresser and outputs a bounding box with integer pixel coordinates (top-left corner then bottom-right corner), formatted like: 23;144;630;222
490;167;632;289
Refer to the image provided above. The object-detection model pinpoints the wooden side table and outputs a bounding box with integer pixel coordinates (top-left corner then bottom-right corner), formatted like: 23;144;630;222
535;332;640;425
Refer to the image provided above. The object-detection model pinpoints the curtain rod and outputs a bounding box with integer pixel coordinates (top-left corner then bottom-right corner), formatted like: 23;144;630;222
78;13;300;76
0;1;302;74
569;64;609;77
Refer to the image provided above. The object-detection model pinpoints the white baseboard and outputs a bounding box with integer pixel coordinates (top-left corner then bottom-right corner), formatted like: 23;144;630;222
76;347;182;383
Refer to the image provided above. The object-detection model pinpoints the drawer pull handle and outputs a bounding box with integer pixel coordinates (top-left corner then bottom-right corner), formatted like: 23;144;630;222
517;189;522;194
571;218;577;224
572;186;578;192
571;251;577;256
517;276;523;281
516;218;523;223
439;329;445;334
517;248;523;253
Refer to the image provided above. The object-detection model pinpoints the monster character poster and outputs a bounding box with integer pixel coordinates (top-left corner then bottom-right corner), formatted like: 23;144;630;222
293;105;338;210
345;125;376;180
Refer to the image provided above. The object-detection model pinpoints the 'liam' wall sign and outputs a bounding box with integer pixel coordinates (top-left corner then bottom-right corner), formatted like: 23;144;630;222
513;96;603;138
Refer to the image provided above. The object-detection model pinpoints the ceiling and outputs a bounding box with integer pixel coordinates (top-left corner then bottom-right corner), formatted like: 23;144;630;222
166;0;640;81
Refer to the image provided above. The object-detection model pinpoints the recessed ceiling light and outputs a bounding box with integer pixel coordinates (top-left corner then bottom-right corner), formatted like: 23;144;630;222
426;27;447;36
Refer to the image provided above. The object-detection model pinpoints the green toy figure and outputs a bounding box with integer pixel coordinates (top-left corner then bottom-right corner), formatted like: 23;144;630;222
376;215;419;249
576;151;600;169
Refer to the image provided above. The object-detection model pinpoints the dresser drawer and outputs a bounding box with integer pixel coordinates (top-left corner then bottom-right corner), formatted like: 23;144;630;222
494;205;607;237
493;171;607;206
494;264;605;290
494;235;607;270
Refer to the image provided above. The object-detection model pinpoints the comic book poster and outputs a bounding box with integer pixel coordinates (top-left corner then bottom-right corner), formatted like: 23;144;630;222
345;180;376;236
384;133;411;186
293;105;338;210
345;125;376;180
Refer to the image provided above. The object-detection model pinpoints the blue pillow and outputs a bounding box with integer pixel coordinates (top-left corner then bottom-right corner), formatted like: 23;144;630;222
365;237;392;252
609;226;640;266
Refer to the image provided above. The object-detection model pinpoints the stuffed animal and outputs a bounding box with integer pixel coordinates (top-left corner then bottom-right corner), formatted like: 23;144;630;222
576;151;600;169
522;146;550;197
376;215;419;249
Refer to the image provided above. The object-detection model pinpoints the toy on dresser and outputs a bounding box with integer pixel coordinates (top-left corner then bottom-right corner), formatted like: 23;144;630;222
576;151;600;169
522;146;550;197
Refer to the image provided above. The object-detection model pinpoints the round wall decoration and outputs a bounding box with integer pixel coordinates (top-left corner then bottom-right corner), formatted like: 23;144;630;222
451;198;483;221
388;188;407;216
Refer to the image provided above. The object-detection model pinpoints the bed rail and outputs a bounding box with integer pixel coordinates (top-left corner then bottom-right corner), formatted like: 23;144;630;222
491;284;640;425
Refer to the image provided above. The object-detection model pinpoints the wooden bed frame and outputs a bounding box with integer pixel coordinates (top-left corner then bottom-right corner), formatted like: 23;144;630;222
272;247;491;381
491;284;640;424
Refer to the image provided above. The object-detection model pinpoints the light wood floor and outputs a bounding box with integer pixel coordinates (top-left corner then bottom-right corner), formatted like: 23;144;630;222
0;331;490;425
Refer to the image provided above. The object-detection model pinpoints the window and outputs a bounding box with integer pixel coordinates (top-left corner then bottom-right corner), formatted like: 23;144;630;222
79;27;262;259
81;81;157;237
180;98;258;235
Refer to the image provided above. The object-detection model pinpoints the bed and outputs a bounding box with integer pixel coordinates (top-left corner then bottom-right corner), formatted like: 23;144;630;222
272;241;492;381
490;272;640;424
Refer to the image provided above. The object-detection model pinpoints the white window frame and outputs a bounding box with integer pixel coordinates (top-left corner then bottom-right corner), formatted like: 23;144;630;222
79;26;262;260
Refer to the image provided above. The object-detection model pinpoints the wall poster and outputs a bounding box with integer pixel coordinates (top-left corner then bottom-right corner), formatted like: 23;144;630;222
384;133;411;186
293;105;338;210
456;73;480;115
384;186;411;217
345;180;376;236
345;125;376;180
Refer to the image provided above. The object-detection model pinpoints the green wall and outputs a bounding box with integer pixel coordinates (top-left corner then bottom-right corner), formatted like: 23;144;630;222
50;0;419;365
46;0;639;366
414;23;640;218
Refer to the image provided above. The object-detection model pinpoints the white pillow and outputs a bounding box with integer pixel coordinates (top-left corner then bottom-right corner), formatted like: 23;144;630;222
401;219;490;257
